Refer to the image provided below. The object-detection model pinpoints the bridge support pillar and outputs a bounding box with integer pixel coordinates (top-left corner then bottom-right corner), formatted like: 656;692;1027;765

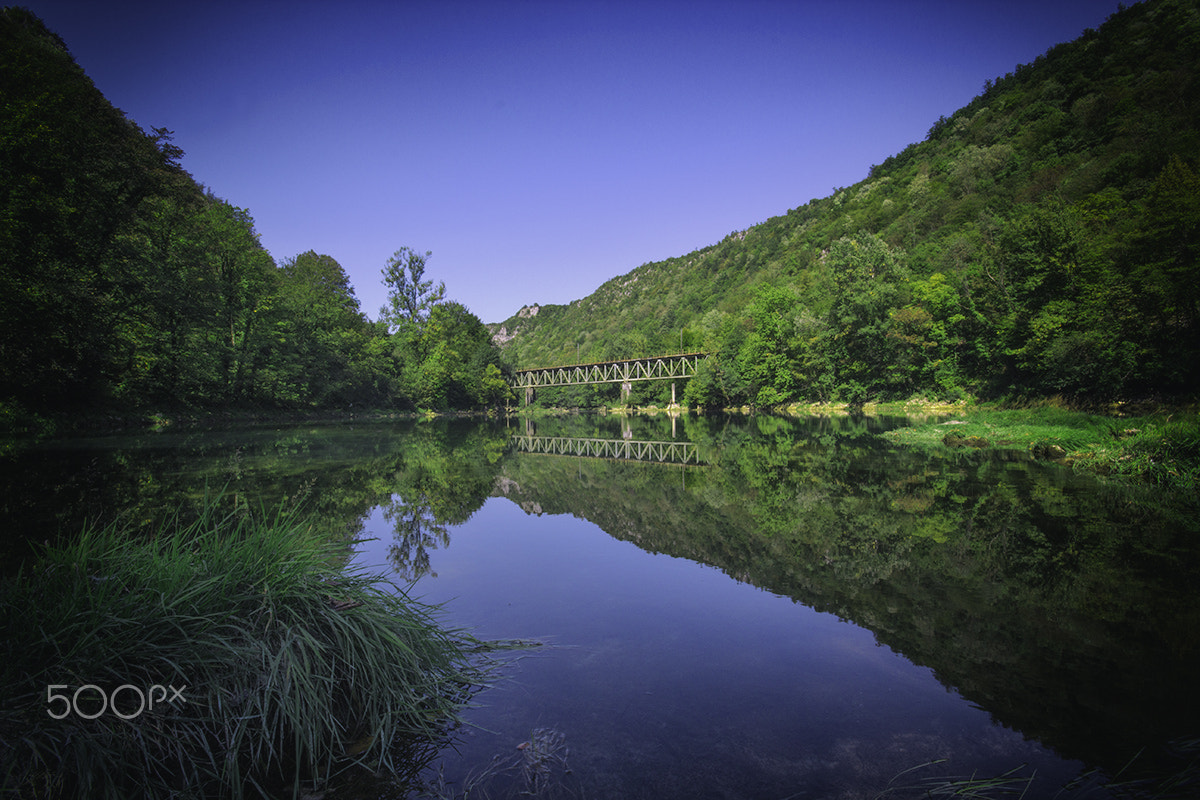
671;382;676;405
621;381;632;402
525;386;533;406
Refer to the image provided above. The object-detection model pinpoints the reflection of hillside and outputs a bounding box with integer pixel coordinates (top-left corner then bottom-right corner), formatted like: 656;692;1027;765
491;418;1200;780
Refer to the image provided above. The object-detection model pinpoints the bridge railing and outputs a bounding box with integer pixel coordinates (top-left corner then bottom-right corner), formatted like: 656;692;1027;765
513;352;706;389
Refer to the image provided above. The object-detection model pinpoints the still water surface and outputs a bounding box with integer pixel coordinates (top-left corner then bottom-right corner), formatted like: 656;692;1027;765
4;413;1198;798
356;498;1081;799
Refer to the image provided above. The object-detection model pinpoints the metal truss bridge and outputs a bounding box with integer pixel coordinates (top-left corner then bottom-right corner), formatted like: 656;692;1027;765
512;352;706;403
513;435;703;465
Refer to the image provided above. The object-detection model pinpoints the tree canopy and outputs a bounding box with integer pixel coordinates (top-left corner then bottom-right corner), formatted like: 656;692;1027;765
380;247;446;334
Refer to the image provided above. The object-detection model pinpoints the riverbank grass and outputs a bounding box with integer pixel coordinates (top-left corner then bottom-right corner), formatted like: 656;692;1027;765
0;496;487;798
883;405;1200;487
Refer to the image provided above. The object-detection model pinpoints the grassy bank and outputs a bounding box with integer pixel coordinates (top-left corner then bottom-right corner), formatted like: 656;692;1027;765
0;495;491;799
883;404;1200;488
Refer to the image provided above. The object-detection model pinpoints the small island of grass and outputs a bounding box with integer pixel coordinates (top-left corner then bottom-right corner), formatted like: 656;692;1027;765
883;403;1200;489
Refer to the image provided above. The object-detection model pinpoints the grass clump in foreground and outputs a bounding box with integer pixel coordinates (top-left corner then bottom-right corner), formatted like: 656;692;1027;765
884;404;1200;488
0;495;492;799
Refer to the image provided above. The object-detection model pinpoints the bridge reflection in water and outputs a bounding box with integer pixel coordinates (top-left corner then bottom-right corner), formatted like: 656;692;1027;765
513;435;703;465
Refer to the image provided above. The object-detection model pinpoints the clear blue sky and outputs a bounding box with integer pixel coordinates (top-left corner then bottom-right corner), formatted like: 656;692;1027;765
24;0;1120;324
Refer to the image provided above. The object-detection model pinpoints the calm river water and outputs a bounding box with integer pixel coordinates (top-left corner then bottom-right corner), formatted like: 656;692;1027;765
3;413;1198;799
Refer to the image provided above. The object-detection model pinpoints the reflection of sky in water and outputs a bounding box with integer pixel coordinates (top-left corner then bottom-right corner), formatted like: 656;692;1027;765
353;497;1086;799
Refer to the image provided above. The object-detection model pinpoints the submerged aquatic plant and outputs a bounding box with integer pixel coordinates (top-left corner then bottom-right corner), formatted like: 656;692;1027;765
415;727;573;799
0;493;491;799
518;727;570;795
875;760;1054;799
876;738;1200;800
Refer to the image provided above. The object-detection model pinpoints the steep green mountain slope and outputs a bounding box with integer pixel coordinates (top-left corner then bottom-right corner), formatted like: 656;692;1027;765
492;0;1199;405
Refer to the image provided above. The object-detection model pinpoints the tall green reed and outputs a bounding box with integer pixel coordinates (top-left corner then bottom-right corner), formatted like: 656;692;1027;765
0;493;489;798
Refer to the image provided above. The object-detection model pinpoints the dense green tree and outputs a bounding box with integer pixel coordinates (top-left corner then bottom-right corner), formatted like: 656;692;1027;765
106;189;204;405
681;356;727;408
736;284;801;406
904;271;970;398
988;202;1140;398
689;310;753;407
412;302;506;410
823;232;911;402
262;251;378;407
479;363;513;409
198;198;277;404
1127;155;1200;390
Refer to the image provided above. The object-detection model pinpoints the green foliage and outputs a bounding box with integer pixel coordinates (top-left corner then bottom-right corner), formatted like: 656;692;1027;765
1127;154;1200;389
738;284;802;406
397;300;513;411
257;251;388;408
824;232;912;400
0;7;199;409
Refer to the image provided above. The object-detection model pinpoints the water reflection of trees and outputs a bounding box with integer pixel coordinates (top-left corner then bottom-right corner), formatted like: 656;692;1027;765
383;494;449;580
0;419;512;574
498;413;1200;785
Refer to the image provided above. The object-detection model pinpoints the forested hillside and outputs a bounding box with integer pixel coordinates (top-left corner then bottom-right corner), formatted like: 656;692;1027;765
4;1;1197;420
493;0;1199;407
0;8;510;422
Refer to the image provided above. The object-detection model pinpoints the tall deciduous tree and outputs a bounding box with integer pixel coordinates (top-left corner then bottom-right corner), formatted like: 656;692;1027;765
198;197;276;403
380;247;445;334
414;302;503;410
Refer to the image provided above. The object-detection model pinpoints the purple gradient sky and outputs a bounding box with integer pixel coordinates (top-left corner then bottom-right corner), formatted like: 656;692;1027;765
24;0;1119;323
